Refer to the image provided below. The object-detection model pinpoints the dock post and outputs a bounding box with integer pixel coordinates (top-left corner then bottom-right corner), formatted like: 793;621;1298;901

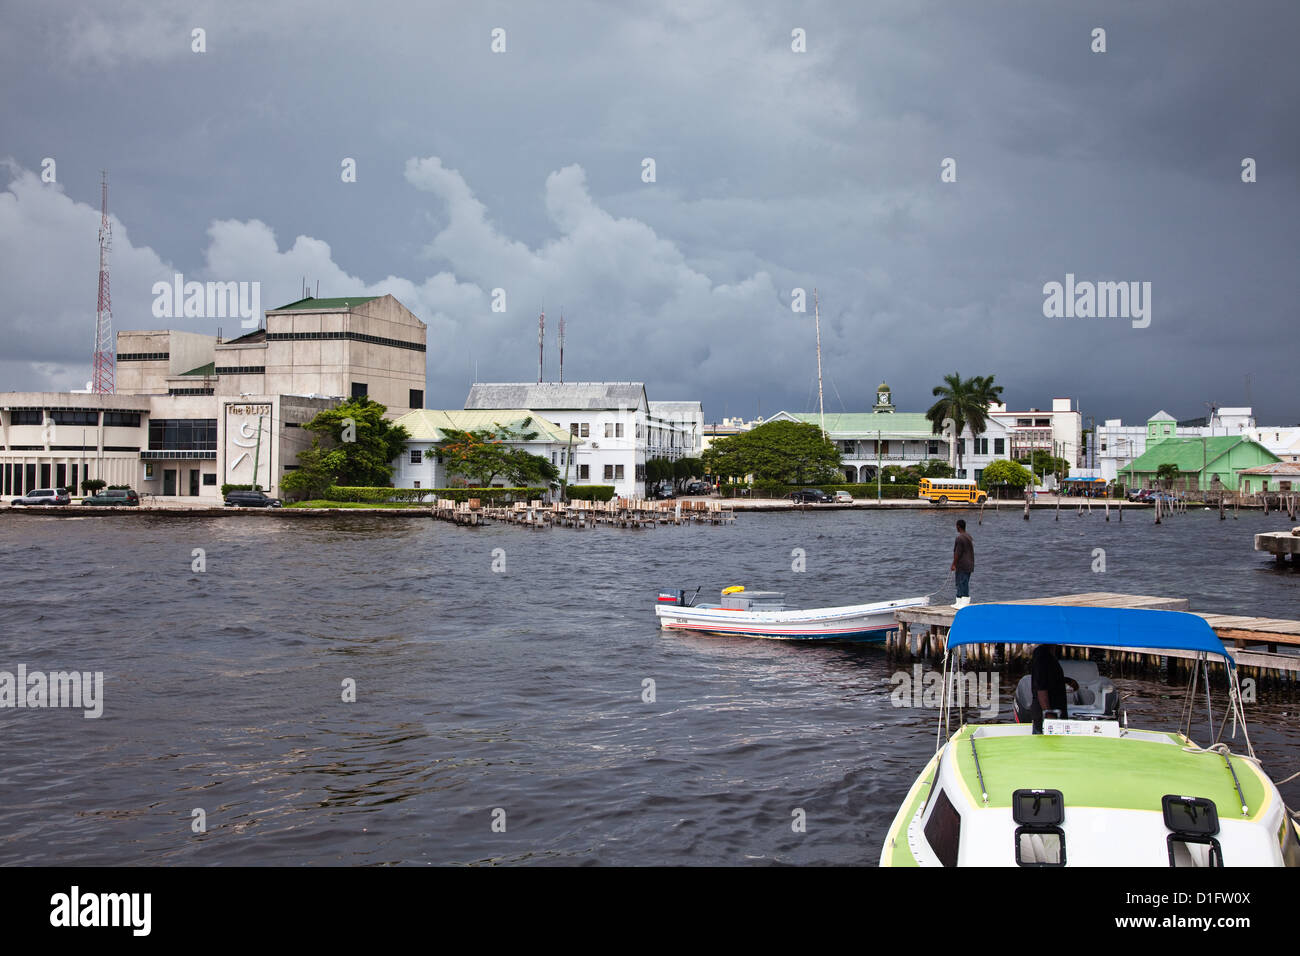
1105;497;1110;522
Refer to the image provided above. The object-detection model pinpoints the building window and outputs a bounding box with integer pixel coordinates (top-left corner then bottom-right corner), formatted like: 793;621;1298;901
11;410;43;426
409;389;423;409
148;419;218;451
604;464;614;480
51;410;99;426
413;481;420;489
351;382;368;399
605;423;614;439
103;411;142;427
616;423;624;438
571;423;579;436
580;423;590;438
410;450;422;465
615;464;625;480
994;438;1004;455
977;438;989;455
203;474;216;486
578;464;590;480
928;440;940;457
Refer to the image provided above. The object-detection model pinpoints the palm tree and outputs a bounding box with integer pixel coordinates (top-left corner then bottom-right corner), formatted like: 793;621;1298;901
926;373;1004;474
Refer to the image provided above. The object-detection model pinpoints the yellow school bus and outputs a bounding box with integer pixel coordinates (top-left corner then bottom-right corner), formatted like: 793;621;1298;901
918;477;987;504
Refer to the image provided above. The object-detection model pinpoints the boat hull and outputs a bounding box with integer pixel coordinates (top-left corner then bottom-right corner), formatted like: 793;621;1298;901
655;597;929;642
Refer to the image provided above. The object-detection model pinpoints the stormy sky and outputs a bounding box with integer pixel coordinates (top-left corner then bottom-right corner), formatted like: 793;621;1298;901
2;0;1297;426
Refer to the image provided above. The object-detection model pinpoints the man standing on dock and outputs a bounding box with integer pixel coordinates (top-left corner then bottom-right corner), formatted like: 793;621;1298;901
951;519;974;608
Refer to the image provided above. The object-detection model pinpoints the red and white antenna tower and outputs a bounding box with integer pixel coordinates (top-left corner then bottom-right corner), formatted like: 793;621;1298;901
558;310;565;384
537;308;545;383
92;171;115;393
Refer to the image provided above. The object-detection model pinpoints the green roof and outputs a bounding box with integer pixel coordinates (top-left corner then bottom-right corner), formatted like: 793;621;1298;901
391;409;571;444
180;361;216;377
269;296;379;312
778;411;936;436
1126;436;1267;473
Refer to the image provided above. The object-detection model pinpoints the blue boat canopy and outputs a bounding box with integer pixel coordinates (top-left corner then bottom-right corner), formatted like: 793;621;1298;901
946;604;1234;663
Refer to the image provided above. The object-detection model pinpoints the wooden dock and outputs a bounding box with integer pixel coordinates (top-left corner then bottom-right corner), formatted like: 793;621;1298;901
430;496;735;530
891;591;1300;679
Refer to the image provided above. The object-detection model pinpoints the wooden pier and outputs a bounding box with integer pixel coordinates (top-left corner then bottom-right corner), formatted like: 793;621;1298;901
430;496;735;530
890;591;1300;679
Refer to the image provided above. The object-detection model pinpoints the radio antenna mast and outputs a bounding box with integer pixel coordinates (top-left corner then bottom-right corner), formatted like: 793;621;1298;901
814;288;825;438
92;171;115;393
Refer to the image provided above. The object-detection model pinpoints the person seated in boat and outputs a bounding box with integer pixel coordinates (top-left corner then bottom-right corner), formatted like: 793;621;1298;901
1029;644;1078;734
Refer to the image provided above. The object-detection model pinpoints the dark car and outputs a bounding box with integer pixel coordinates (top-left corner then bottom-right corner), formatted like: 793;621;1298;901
789;488;831;504
12;487;70;506
685;481;712;495
82;487;140;506
224;489;282;508
650;483;676;500
1127;488;1153;502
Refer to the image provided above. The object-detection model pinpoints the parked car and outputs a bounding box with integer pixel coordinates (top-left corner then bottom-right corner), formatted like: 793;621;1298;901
789;488;831;504
224;489;282;508
650;484;676;500
11;487;70;506
834;490;853;503
1127;488;1152;502
685;481;712;495
81;487;140;506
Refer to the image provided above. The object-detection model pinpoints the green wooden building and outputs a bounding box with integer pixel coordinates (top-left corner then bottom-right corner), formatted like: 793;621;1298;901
1122;436;1280;493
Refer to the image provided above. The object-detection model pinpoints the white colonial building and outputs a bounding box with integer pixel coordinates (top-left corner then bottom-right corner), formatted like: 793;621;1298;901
465;382;660;498
767;383;1015;485
389;409;574;490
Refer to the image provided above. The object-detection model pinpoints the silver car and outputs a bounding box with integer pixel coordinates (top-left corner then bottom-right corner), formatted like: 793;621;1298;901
11;487;71;506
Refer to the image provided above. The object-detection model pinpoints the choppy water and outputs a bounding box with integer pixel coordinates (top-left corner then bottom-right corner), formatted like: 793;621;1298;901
1;506;1297;865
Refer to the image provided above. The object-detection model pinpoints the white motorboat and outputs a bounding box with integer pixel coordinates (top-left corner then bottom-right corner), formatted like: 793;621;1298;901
654;586;930;642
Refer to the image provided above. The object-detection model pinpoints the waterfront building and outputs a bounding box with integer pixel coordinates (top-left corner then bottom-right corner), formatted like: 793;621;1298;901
1237;462;1300;494
1095;406;1287;482
1;294;427;502
986;398;1083;468
646;401;704;462
389;409;574;490
701;416;759;455
465;382;657;498
767;384;1013;484
1121;436;1279;493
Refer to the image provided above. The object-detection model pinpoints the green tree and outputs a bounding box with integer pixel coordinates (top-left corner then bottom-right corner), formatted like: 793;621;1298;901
439;417;555;487
981;458;1035;491
1156;462;1180;490
1019;449;1070;484
702;420;841;484
926;373;1004;473
283;396;410;496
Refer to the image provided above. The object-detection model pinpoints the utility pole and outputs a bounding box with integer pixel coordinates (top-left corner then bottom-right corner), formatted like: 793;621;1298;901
876;429;882;502
813;288;825;439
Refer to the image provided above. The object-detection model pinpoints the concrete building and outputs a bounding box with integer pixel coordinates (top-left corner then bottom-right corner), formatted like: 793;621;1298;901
465;382;654;498
1237;462;1300;494
389;409;574;490
987;398;1083;467
2;294;427;502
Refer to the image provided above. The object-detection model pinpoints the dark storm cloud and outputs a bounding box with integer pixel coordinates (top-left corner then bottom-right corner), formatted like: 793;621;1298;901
1;0;1296;425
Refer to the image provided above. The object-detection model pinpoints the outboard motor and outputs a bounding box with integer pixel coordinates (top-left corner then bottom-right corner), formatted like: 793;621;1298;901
657;588;699;607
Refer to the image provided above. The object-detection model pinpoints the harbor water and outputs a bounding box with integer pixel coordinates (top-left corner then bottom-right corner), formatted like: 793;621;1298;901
2;507;1297;865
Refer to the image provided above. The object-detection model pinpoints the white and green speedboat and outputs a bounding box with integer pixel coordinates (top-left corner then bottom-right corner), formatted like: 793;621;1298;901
881;604;1300;867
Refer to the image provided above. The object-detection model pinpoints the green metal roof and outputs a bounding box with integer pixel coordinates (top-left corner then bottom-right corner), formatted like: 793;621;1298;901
1126;436;1272;473
269;296;379;312
180;361;216;377
777;411;937;436
391;409;571;444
